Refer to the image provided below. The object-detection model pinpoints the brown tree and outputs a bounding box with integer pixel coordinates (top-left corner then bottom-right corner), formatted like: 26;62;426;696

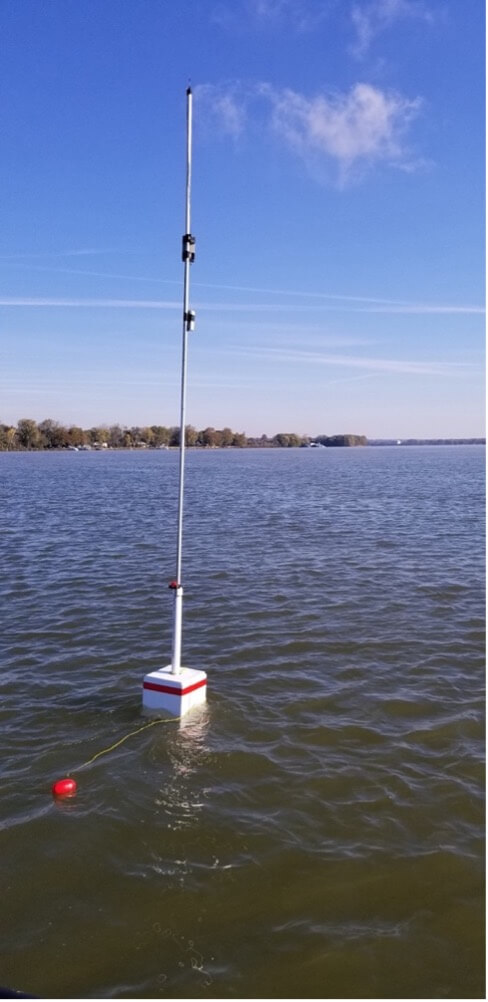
17;419;41;449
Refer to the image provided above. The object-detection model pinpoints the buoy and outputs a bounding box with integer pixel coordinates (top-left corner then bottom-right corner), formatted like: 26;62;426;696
52;777;77;798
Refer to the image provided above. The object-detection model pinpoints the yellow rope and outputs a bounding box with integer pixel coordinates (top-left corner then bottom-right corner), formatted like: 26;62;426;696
76;716;178;772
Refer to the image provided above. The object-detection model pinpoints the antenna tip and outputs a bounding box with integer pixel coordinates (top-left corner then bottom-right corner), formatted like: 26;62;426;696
186;82;192;96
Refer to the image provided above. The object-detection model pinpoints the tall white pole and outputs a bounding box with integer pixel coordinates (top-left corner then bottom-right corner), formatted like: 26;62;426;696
171;86;195;675
142;87;207;716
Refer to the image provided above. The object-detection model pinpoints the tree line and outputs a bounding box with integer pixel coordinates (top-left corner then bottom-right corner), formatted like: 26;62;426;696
0;419;367;451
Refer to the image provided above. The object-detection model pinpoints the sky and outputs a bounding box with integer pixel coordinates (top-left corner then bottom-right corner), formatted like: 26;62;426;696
0;0;485;439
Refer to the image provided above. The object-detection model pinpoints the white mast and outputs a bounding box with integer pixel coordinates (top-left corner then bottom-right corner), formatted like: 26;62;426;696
171;85;195;675
142;87;207;717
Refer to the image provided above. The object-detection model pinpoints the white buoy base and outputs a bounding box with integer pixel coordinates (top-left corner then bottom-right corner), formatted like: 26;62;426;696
142;666;207;717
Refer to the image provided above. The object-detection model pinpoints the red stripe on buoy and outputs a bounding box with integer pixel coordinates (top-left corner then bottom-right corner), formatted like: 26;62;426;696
143;678;207;697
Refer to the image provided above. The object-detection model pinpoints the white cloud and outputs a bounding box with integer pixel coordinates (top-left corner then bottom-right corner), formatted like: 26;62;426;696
198;80;423;183
235;345;476;378
0;295;482;315
194;83;247;139
262;81;422;181
0;248;117;260
0;297;180;309
194;283;484;314
359;304;484;315
0;263;483;314
350;0;435;58
213;0;331;33
248;0;330;31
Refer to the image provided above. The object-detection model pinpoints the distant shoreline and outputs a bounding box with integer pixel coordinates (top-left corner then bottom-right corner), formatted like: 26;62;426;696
368;438;485;447
1;418;484;451
1;441;485;453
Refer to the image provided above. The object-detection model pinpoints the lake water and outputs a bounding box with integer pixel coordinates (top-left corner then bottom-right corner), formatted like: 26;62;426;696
1;446;485;999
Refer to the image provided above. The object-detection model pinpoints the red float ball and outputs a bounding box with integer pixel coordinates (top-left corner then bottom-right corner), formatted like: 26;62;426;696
52;777;77;798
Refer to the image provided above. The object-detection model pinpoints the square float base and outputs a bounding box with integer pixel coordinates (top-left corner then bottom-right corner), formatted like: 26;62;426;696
142;666;207;717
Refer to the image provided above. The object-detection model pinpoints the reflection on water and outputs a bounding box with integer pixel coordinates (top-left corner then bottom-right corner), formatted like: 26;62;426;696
154;708;211;830
0;447;484;999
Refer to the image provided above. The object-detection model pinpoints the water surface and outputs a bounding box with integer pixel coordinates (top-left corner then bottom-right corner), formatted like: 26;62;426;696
1;447;484;998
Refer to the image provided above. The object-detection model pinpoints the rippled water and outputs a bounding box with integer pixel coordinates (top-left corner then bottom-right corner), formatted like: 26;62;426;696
1;447;484;999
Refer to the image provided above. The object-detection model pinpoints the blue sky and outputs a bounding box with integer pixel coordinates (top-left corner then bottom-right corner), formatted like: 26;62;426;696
1;0;484;438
